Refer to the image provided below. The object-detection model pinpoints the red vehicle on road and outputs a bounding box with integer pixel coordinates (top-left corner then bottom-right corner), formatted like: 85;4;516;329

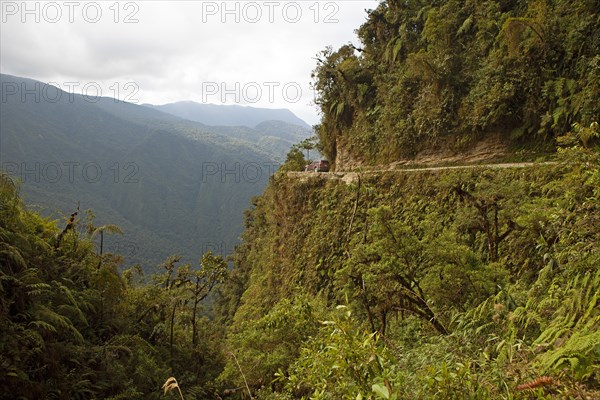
305;159;330;172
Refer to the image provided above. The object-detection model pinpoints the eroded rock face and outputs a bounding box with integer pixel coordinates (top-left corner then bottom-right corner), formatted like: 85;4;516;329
334;133;510;171
402;133;510;166
335;140;363;171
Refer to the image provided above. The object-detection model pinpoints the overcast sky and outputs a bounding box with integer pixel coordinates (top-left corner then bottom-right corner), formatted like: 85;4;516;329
1;0;377;125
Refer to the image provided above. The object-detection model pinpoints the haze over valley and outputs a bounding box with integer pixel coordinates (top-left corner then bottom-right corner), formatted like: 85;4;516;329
1;1;598;399
1;73;313;267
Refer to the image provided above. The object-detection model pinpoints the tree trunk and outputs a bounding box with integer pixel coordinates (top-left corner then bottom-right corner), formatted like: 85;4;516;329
100;230;104;257
97;230;104;269
170;301;177;366
192;280;199;346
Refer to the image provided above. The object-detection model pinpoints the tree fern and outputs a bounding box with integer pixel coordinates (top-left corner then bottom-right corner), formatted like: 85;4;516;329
33;305;84;343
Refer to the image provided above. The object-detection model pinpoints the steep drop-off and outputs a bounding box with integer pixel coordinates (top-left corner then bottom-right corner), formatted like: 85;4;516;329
216;146;600;398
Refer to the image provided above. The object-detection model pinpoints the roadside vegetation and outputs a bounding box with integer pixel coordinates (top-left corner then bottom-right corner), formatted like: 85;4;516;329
215;139;599;399
312;0;599;166
1;1;598;399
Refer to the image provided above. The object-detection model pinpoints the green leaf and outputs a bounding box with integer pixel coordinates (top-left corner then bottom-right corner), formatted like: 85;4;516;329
392;39;402;62
372;383;390;399
336;101;345;117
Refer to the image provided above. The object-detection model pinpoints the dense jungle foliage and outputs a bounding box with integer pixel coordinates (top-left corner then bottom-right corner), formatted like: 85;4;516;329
2;0;599;399
214;142;599;399
2;142;599;399
0;173;228;399
312;0;600;164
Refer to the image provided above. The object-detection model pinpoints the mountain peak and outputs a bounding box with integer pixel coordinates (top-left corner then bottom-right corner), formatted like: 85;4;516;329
145;101;310;129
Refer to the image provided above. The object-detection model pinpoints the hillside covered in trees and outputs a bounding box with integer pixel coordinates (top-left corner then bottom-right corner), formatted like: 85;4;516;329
0;171;230;399
2;143;598;399
213;144;599;399
312;0;599;167
0;74;290;267
1;0;599;399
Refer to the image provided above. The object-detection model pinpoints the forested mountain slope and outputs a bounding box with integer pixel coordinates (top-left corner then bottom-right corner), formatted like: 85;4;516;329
211;0;600;398
215;145;599;399
2;138;598;400
146;102;310;129
311;0;599;168
201;121;314;163
1;0;598;399
0;74;276;267
145;102;314;162
0;173;228;399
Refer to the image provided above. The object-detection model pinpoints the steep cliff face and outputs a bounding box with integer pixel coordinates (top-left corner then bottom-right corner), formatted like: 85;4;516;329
334;139;362;171
212;0;600;395
313;0;600;166
216;148;600;398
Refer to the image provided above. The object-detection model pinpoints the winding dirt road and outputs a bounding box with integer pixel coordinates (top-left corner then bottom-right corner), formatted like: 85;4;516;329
287;162;556;184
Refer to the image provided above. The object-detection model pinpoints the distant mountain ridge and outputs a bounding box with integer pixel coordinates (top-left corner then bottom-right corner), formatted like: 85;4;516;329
144;101;314;161
0;74;280;268
145;101;311;129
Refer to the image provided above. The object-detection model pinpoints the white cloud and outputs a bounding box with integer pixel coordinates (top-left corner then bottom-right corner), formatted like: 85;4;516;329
0;0;377;124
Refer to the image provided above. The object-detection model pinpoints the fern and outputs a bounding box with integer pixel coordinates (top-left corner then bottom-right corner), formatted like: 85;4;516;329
34;305;84;343
26;282;51;296
538;329;600;379
28;319;58;333
533;269;600;378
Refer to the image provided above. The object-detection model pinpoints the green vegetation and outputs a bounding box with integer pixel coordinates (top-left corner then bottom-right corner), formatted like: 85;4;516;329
312;0;599;165
216;144;599;399
1;1;599;398
2;142;598;399
0;174;227;399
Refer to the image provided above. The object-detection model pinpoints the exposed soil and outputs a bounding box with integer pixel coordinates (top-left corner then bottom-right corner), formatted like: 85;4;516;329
336;134;511;171
290;133;554;184
391;134;510;168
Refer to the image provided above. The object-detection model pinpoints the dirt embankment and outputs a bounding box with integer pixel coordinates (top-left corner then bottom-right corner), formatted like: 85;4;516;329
336;134;510;171
392;135;510;167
